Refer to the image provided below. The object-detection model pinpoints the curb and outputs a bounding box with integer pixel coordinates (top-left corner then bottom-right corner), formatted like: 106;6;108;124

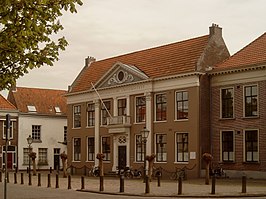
77;189;266;198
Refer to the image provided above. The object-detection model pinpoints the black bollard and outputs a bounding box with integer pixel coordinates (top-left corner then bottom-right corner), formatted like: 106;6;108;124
211;175;216;194
145;176;150;194
178;176;182;195
28;173;31;186
14;173;17;184
99;176;104;191
242;175;247;193
38;173;41;186
68;175;71;189
0;172;2;183
47;174;51;188
81;176;85;189
120;174;124;193
157;175;161;187
21;173;24;184
50;167;52;174
55;174;59;188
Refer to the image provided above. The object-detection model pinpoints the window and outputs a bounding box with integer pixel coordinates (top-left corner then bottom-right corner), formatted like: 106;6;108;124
3;120;14;139
221;131;234;162
156;134;167;162
136;96;146;123
176;91;188;120
27;105;36;112
176;133;188;162
55;106;61;113
64;126;67;143
38;148;48;165
73;105;81;128
101;101;111;125
87;103;95;127
102;137;110;161
87;137;95;161
32;125;41;141
155;94;167;121
73;138;81;161
136;135;144;162
244;85;258;117
245;130;258;162
221;88;234;118
118;99;127;116
23;148;31;165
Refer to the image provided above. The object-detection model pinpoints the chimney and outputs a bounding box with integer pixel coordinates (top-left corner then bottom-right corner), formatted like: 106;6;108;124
85;56;96;67
209;23;222;37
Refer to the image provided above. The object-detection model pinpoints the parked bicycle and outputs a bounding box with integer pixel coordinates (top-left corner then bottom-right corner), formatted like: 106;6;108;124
210;164;226;178
88;165;100;177
170;168;186;180
120;167;142;178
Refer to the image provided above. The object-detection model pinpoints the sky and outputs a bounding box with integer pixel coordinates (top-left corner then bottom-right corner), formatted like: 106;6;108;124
1;0;266;96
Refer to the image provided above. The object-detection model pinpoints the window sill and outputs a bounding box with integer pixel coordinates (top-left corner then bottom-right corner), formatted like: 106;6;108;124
174;119;188;122
243;161;260;164
72;127;81;130
242;116;259;119
86;126;95;128
174;161;189;164
154;161;167;164
33;140;42;143
219;117;235;121
153;120;167;123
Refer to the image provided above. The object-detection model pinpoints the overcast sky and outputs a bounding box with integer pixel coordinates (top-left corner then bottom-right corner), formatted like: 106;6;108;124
2;0;266;96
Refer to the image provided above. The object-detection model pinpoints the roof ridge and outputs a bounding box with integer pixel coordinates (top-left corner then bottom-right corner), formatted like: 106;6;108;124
96;34;209;63
216;32;266;67
16;86;67;92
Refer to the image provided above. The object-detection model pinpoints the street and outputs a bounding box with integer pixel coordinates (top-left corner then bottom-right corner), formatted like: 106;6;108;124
1;183;266;199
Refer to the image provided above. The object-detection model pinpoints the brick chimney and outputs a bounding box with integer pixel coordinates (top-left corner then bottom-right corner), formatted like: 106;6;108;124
85;56;96;67
209;23;222;37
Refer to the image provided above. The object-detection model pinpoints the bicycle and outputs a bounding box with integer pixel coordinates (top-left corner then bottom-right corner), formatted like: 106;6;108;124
170;168;186;180
88;165;100;177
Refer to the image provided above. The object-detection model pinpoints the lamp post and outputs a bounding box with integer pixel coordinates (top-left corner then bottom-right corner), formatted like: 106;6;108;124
27;135;33;185
141;127;150;183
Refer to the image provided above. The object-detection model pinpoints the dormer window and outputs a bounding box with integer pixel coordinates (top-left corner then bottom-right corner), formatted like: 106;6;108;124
27;105;36;112
55;106;61;113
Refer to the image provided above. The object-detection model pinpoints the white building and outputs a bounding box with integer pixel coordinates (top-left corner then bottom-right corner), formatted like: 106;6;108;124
8;87;67;171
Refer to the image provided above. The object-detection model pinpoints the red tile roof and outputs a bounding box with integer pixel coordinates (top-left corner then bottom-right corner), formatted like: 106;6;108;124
8;87;67;115
0;94;17;110
71;35;210;93
214;32;266;71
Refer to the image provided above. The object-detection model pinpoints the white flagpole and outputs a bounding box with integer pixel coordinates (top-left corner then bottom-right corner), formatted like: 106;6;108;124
91;82;113;118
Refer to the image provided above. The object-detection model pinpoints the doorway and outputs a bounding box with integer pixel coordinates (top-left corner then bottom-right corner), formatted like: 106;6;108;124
54;148;60;171
118;146;126;170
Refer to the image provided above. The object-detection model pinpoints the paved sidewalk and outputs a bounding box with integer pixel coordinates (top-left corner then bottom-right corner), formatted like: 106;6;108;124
3;172;266;197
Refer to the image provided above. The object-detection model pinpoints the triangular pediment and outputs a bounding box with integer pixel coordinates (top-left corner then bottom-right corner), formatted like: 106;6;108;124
94;62;149;89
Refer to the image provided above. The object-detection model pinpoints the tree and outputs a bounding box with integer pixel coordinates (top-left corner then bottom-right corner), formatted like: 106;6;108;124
0;0;83;90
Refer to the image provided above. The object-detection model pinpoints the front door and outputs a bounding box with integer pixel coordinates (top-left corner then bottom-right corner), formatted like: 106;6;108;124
118;146;126;170
7;153;13;169
54;148;60;171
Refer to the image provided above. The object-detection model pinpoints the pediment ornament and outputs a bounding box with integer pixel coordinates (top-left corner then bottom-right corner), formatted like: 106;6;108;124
108;70;134;85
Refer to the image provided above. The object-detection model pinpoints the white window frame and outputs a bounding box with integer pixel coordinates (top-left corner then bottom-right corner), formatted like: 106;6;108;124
73;105;81;128
175;90;189;121
87;102;95;127
101;100;111;126
155;133;167;162
220;130;235;162
135;95;146;124
87;136;95;162
243;84;259;118
175;132;189;163
154;93;167;122
3;120;14;139
243;129;259;162
220;87;234;119
73;137;81;162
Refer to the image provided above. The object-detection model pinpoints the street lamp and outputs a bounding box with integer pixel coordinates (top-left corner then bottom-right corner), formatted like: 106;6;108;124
141;127;149;183
27;135;33;185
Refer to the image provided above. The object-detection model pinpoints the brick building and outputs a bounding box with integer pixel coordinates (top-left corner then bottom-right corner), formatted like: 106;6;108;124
66;24;229;178
209;33;266;178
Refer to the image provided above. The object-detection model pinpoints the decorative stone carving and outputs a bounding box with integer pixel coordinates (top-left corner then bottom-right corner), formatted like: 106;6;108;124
108;70;134;85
